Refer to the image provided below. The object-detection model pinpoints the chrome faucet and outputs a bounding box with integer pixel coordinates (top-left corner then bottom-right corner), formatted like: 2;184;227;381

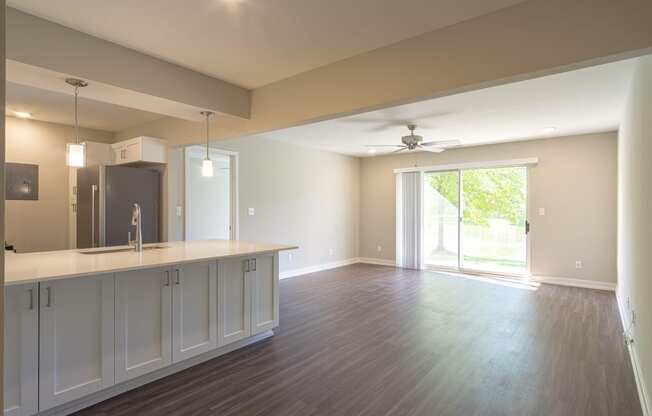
130;203;143;252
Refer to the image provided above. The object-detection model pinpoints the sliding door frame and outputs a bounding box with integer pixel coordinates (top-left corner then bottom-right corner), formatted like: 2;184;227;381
419;159;534;278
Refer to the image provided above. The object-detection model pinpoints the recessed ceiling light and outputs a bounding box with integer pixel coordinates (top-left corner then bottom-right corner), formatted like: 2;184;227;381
542;127;557;135
13;111;32;118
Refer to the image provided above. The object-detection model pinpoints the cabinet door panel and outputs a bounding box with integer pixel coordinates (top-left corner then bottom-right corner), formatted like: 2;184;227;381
251;254;278;334
172;261;217;362
115;268;172;383
112;146;124;164
4;284;38;416
218;258;250;346
124;141;141;163
39;275;114;410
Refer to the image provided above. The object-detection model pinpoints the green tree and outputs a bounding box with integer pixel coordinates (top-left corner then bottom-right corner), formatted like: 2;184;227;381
427;167;526;234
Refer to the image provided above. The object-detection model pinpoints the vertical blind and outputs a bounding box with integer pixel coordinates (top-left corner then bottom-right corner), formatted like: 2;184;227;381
395;171;423;269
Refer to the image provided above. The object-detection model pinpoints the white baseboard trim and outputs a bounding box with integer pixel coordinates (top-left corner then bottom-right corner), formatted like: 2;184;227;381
281;260;618;293
40;331;275;416
279;258;360;279
531;275;616;291
616;289;650;416
357;257;397;266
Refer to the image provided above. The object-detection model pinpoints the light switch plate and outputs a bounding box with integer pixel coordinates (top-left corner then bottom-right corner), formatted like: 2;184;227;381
248;207;255;216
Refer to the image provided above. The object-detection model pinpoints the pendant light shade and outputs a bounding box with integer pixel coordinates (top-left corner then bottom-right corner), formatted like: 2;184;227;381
201;159;214;177
66;143;86;167
200;111;215;177
65;78;88;167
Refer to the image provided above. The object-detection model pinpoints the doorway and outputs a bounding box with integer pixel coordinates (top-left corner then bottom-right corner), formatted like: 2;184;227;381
423;166;528;276
184;146;238;240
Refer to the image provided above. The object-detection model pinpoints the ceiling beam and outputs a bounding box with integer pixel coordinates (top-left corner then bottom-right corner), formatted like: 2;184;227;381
5;7;251;120
116;0;652;146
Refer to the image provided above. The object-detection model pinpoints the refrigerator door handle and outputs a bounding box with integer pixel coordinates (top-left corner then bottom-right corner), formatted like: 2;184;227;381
91;184;98;247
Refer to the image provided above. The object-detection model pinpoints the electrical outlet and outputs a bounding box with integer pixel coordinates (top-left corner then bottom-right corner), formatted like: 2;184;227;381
632;310;637;326
377;245;382;252
575;260;583;269
626;297;631;310
176;206;182;217
248;207;255;216
538;207;546;216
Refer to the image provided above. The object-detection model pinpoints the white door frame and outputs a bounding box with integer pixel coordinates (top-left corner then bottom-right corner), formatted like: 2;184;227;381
183;146;239;240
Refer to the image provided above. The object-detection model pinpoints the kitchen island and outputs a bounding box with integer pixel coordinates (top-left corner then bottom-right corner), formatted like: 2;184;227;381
4;240;296;416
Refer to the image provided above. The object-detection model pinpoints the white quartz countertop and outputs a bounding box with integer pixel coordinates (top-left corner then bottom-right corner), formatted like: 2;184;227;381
5;240;297;286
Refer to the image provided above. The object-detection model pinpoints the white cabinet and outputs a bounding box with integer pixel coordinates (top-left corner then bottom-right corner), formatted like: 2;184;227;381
218;254;278;346
39;275;115;410
4;284;38;416
250;254;278;335
172;261;218;362
218;258;251;346
2;251;280;414
112;136;167;165
115;268;172;383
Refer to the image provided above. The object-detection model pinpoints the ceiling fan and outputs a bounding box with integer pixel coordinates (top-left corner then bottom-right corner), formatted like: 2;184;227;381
365;124;460;154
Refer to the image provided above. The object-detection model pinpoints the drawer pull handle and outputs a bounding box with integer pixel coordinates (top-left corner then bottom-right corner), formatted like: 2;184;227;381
28;288;34;310
175;269;181;285
251;258;257;272
164;270;171;286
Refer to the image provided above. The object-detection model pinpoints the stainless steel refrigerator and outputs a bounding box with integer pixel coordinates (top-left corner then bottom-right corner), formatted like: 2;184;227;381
76;165;160;248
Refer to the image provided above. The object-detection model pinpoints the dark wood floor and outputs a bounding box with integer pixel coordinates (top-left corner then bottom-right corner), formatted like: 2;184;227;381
77;264;641;416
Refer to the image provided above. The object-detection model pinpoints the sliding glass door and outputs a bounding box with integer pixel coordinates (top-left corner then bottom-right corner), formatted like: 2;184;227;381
461;167;527;275
423;166;529;276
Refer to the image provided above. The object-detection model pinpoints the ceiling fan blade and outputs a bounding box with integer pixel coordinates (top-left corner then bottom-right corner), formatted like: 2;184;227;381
421;139;461;147
390;147;409;154
365;144;404;148
420;146;445;153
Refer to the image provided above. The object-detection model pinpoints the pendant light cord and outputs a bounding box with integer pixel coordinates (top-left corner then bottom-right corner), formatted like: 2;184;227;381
205;112;210;160
201;111;214;161
74;85;80;144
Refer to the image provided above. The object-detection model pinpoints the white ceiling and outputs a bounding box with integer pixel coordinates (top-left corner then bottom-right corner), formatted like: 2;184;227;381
6;82;164;132
8;0;527;88
256;59;636;156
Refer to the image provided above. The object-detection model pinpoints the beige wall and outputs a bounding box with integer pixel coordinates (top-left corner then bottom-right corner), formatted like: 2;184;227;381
618;56;652;412
4;117;114;253
360;132;618;283
165;136;360;273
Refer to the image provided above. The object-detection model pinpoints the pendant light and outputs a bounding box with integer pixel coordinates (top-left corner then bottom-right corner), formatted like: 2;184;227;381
65;78;89;167
200;111;214;177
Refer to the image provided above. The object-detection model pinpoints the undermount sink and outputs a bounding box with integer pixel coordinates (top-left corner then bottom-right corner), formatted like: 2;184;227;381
78;245;170;255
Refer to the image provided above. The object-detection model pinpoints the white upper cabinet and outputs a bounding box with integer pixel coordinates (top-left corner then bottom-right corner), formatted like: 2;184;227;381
39;275;115;411
250;254;279;335
172;261;218;363
218;258;251;346
4;284;38;416
112;136;167;165
115;268;172;383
